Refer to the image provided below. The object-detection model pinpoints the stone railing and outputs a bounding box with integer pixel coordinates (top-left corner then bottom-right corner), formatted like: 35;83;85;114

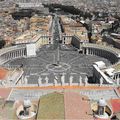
5;82;117;88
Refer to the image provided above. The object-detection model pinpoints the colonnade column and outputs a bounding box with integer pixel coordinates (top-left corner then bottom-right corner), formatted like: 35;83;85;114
83;49;85;54
16;51;18;58
89;48;91;55
4;54;7;61
10;52;12;59
18;50;20;57
91;48;93;55
11;53;14;58
19;50;21;57
98;50;100;56
14;52;16;58
114;74;119;80
86;48;88;55
21;49;24;56
92;49;95;55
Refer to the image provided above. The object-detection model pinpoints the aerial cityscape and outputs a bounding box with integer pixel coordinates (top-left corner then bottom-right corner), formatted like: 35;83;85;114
0;0;120;119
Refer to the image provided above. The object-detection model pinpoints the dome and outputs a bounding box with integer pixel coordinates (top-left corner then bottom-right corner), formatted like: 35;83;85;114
23;99;31;108
98;98;107;107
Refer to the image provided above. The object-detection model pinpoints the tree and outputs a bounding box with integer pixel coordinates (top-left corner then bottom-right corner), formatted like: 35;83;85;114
0;37;6;49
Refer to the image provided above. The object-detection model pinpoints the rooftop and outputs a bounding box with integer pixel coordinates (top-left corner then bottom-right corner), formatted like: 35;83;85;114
37;92;64;119
64;92;93;119
110;99;120;113
0;68;8;80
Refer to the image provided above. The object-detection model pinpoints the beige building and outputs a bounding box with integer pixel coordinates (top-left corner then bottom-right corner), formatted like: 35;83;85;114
60;16;88;44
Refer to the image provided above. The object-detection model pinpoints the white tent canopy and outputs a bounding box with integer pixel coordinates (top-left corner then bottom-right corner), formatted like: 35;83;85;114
94;61;106;69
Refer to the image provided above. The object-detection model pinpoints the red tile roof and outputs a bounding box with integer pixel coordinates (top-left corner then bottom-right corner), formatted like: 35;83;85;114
0;88;12;99
111;99;120;113
0;68;8;80
64;92;94;120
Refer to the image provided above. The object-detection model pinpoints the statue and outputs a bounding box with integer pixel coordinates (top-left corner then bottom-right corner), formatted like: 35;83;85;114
84;76;88;86
54;79;58;86
38;76;42;86
69;75;73;86
100;77;103;86
24;76;28;84
45;76;49;84
61;74;65;86
79;76;82;86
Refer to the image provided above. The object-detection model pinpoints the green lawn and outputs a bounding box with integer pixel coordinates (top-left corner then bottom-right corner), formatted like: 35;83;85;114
114;64;120;71
37;92;65;120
